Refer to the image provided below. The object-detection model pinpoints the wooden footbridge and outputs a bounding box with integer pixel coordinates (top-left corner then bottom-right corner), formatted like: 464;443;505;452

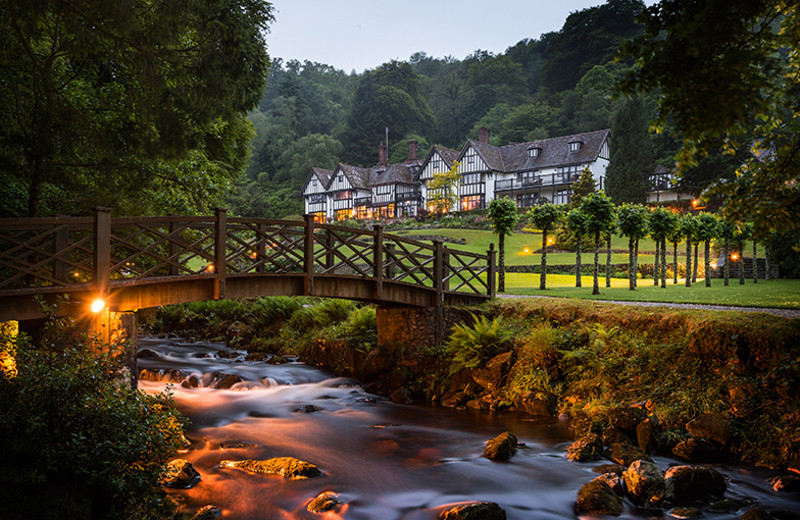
0;208;496;322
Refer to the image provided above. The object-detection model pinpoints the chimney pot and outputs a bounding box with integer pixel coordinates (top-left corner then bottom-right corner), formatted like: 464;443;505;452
407;139;418;162
479;127;490;144
378;142;387;166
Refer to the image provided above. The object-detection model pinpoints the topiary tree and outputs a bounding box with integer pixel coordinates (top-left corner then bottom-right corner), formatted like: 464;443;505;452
667;218;684;285
617;203;649;290
570;166;597;208
717;217;737;286
488;197;519;292
678;214;697;287
528;203;562;290
695;212;720;287
734;222;752;285
648;207;678;288
579;192;616;295
565;208;588;287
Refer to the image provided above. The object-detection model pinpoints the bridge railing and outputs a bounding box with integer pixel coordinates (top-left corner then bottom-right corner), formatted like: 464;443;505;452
0;209;496;307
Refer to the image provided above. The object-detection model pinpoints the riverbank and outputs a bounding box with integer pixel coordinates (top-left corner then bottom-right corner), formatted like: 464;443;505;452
146;296;800;472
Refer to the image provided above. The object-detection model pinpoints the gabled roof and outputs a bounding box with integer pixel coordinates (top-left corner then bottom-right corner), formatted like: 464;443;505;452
420;145;460;172
335;164;372;190
370;163;417;186
460;129;611;173
301;167;333;196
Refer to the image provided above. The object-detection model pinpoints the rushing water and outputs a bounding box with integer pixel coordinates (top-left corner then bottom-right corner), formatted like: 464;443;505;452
138;336;800;520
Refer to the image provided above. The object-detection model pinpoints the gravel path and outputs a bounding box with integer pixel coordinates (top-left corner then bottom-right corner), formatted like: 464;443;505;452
496;294;800;320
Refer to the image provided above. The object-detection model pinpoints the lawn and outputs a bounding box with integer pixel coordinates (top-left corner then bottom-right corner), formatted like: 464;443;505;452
500;273;800;309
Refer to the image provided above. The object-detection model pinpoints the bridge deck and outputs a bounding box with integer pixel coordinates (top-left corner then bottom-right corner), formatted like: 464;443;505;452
0;210;495;321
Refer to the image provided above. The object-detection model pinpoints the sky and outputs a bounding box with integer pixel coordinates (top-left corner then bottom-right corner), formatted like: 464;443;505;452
266;0;658;73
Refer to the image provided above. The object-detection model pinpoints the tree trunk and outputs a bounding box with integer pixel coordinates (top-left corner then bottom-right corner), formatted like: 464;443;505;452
540;230;547;290
685;238;692;287
628;238;635;290
593;229;600;295
705;240;712;287
575;233;582;288
498;233;505;292
605;233;611;288
653;238;660;286
723;237;730;286
634;239;639;289
693;243;699;283
738;240;745;285
672;241;678;284
765;244;770;280
660;237;667;288
753;239;758;284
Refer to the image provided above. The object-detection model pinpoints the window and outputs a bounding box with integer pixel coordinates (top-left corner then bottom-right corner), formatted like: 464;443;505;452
376;185;391;195
555;190;569;205
461;195;483;211
309;194;325;204
569;141;581;152
528;148;539;158
467;155;475;163
334;190;352;201
432;160;441;170
463;173;481;185
312;179;318;189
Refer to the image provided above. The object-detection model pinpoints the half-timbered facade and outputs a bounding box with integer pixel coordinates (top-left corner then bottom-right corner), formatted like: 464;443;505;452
418;146;460;212
302;167;333;222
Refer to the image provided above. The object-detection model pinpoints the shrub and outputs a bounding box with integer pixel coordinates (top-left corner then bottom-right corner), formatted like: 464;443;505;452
447;313;515;374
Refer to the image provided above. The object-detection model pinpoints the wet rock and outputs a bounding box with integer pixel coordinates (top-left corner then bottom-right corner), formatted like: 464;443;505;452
441;391;468;408
514;391;557;416
637;418;657;453
686;413;732;445
307;491;341;513
213;373;244;389
708;498;753;514
244;352;269;361
465;398;490;412
664;465;727;505
656;429;686;453
482;432;518;461
595;472;624;496
607;406;647;436
602;425;634;446
741;509;775;520
267;354;289;364
440;502;506;520
294;404;323;414
576;477;624;516
567;434;603;462
672;437;721;463
181;375;200;388
771;475;800;492
161;459;201;488
220;457;321;479
622;460;665;507
472;351;514;395
191;505;222;520
609;442;652;466
592;464;626;476
668;506;703;519
137;348;160;358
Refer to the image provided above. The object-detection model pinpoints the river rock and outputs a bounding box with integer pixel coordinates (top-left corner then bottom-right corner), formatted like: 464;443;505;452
267;354;290;364
741;509;776;520
161;459;201;488
213;373;244;389
483;432;518;461
593;464;626;475
181;375;200;388
137;348;161;358
771;475;800;492
672;437;721;462
567;434;603;462
440;502;506;520
307;491;341;513
708;498;754;514
622;460;665;507
609;442;652;466
637;418;657;453
191;505;222;520
664;465;727;505
668;507;703;519
220;457;321;479
595;472;624;495
472;351;514;395
576;477;624;516
686;413;732;445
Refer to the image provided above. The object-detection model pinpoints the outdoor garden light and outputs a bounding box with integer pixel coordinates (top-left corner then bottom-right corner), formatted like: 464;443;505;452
731;253;739;261
524;247;530;254
251;251;258;259
206;264;215;273
90;298;106;313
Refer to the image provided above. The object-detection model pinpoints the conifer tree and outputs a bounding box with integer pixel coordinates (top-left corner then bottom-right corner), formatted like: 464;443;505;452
605;96;655;204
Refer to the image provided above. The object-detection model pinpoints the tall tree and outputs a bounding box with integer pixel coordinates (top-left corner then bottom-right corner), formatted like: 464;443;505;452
580;192;616;295
0;0;274;217
488;197;519;293
565;208;588;287
528;204;562;290
695;212;720;287
570;167;598;208
605;96;655;204
679;214;697;287
619;0;800;238
648;208;678;288
617;203;649;290
717;218;737;287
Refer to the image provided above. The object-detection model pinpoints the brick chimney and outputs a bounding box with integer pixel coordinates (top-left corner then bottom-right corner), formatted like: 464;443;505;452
407;139;418;162
479;127;490;144
378;141;387;166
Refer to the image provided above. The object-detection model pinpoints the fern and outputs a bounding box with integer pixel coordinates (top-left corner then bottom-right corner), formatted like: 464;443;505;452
447;313;514;374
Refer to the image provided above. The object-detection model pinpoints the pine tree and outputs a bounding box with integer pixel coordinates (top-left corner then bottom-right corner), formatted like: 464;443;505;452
605;96;655;204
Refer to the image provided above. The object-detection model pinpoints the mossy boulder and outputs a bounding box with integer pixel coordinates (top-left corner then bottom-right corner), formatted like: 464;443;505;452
609;442;652;466
567;434;603;462
686;413;732;445
664;465;727;505
576;477;624;516
440;502;506;520
161;459;201;489
220;457;321;479
622;460;665;507
482;432;518;461
307;491;341;513
672;437;721;463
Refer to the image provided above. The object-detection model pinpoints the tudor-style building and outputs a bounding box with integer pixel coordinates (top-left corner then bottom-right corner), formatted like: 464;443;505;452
302;128;612;220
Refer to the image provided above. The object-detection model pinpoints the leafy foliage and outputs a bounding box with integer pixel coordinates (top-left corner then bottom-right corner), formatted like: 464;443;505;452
605;96;655;204
447;314;515;374
488;197;520;292
427;161;462;214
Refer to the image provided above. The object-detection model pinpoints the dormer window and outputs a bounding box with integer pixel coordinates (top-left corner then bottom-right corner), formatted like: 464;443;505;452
528;147;540;158
569;141;581;152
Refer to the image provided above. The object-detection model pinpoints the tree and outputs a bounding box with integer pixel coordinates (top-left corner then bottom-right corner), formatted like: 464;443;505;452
695;212;720;287
0;0;274;216
427;162;461;214
617;204;649;290
565;208;589;287
619;0;800;237
717;218;737;287
580;193;616;295
678;214;697;287
735;223;753;285
648;208;678;288
528;204;562;290
570;167;598;208
605;96;655;204
666;219;684;285
488;197;519;292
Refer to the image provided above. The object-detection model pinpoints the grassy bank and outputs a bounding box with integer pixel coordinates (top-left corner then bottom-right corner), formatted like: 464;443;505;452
149;296;800;470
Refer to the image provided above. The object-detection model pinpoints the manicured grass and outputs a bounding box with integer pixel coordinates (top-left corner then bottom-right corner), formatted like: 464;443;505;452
500;274;800;309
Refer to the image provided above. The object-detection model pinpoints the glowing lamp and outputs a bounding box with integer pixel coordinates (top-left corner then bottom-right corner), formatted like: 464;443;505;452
205;264;215;273
710;261;718;269
731;253;739;261
523;247;530;254
90;298;106;313
250;251;258;259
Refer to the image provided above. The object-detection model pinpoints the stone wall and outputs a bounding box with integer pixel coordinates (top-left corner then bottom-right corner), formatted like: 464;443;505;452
376;305;478;351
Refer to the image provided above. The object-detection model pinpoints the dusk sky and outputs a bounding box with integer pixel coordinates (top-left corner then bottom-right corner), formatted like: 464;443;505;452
267;0;659;73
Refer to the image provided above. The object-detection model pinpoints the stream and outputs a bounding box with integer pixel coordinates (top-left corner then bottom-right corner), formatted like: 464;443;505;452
137;336;800;520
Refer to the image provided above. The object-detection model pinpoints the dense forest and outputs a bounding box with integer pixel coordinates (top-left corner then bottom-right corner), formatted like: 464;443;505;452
232;0;747;218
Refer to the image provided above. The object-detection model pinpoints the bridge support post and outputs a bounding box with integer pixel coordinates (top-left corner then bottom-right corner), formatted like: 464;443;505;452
376;306;473;352
373;224;384;300
214;208;227;299
304;214;316;295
